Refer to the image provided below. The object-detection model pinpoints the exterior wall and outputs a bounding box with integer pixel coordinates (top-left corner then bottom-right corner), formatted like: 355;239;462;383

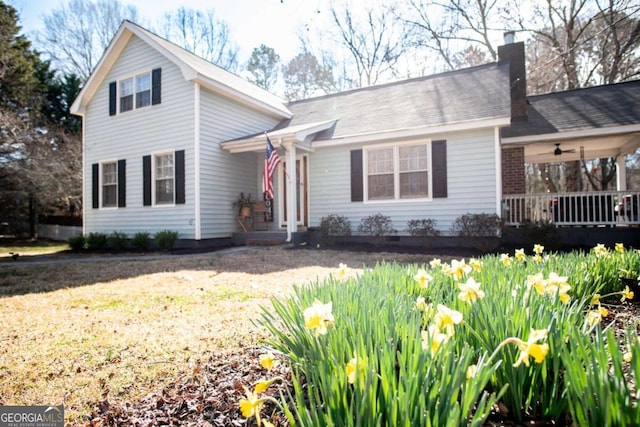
83;35;197;238
308;129;499;235
199;87;280;238
501;146;526;194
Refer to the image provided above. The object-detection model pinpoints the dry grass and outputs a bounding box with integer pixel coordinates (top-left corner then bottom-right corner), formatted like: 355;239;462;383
0;245;438;425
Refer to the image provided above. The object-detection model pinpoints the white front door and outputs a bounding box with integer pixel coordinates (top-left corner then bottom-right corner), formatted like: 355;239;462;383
281;154;308;227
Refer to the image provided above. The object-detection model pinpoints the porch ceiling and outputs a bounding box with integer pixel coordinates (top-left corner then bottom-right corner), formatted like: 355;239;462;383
513;131;640;164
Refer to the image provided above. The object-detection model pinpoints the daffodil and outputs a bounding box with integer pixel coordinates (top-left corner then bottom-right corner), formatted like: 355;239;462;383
515;248;526;262
414;268;433;288
526;272;546;295
623;349;633;363
415;296;427;311
254;378;275;393
593;243;610;257
512;328;549;367
586;310;603;327
429;258;442;269
591;293;601;306
458;277;485;303
345;353;366;385
259;352;277;371
421;324;449;356
466;364;477;379
449;259;471;279
337;263;349;279
239;386;262;418
532;254;543;263
533;244;544;255
469;258;483;272
615;243;625;253
303;300;334;336
598;305;609;317
621;285;634;302
500;253;512;267
434;304;463;336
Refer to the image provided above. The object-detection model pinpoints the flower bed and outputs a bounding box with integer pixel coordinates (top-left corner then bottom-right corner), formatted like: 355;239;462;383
247;244;640;426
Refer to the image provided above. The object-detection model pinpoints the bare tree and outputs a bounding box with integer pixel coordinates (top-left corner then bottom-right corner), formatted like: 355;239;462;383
35;0;139;81
158;7;239;72
329;1;408;87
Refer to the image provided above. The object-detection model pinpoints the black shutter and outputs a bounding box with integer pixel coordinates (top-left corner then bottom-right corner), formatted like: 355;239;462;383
143;155;152;206
92;163;99;209
109;82;117;116
350;149;363;202
151;68;161;105
175;150;185;204
432;140;447;198
117;159;126;208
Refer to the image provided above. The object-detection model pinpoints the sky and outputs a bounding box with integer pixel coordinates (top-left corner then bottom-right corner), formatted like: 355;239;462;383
10;0;329;62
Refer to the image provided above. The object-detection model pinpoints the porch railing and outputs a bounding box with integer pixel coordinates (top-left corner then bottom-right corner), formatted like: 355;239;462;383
502;191;640;227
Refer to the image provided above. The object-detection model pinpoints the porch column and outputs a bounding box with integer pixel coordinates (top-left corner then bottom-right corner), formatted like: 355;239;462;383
284;141;297;241
616;156;627;191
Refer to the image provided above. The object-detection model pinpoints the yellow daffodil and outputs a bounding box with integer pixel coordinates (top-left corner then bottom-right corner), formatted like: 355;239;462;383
421;324;449;356
337;263;349;279
526;272;547;295
586;310;603;327
414;268;433;288
415;296;427;311
515;248;526;262
434;304;463;336
469;258;483;272
533;244;544;255
591;293;601;306
345;353;366;385
598;305;609;317
259;352;277;371
303;300;334;336
623;349;633;363
621;285;634;302
512;328;549;367
466;364;477;379
532;254;543;263
429;258;442;269
500;253;512;267
450;259;471;279
458;277;485;303
615;243;625;253
239;387;262;418
254;378;275;393
593;243;610;257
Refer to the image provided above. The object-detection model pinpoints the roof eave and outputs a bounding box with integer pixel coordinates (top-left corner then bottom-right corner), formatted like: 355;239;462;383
501;123;640;145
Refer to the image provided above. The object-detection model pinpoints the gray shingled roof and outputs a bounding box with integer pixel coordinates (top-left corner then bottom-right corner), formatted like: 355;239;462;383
275;62;511;140
502;79;640;139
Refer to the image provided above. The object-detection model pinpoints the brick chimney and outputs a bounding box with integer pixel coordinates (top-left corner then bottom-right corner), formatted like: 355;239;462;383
498;32;527;119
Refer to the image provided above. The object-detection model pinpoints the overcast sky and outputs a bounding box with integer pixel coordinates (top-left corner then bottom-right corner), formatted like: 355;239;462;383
10;0;329;62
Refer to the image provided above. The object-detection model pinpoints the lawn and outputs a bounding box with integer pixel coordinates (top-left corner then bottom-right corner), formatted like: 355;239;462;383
0;244;437;425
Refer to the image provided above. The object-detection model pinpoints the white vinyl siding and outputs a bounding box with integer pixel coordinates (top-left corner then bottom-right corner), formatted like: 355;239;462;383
308;129;499;235
83;35;196;238
101;162;117;207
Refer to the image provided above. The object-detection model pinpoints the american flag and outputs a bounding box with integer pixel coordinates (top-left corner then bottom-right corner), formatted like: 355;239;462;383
262;136;280;199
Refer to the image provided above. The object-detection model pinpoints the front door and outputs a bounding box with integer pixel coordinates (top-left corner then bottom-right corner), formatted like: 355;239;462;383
281;154;308;227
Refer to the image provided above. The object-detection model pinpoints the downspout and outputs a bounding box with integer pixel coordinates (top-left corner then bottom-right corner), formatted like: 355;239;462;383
495;126;503;220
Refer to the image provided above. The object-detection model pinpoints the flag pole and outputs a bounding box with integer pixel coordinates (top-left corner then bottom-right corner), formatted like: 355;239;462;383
265;131;289;180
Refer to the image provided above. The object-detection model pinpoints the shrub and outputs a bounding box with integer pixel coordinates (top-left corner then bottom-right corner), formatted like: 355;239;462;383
107;231;128;251
131;232;151;251
358;213;396;247
155;230;178;251
520;220;560;248
406;218;440;236
318;214;351;245
67;235;85;251
84;232;107;250
451;213;502;237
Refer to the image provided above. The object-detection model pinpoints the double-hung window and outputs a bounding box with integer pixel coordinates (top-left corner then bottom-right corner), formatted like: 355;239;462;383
102;162;118;207
119;71;151;113
154;153;174;204
365;142;430;201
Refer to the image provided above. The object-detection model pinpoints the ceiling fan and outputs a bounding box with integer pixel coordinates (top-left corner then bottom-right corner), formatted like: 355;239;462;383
539;143;577;156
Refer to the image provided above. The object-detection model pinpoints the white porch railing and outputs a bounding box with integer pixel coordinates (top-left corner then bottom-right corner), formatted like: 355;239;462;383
502;191;640;226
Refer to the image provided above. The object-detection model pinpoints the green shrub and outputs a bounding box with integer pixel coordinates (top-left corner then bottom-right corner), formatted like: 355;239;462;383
107;231;128;251
155;230;178;251
67;235;85;251
406;218;440;236
131;232;151;251
318;214;351;245
451;213;502;237
357;213;396;246
84;232;107;250
520;219;560;248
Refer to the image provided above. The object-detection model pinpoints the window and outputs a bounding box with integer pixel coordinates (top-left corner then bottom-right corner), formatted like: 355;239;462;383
154;153;174;204
365;142;430;201
119;72;151;113
102;162;118;207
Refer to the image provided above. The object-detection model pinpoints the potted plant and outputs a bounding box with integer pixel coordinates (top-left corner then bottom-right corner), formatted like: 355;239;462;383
233;192;255;218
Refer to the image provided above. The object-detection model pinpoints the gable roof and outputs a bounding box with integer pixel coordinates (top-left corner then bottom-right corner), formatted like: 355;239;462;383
279;62;512;142
502;79;640;140
70;20;291;119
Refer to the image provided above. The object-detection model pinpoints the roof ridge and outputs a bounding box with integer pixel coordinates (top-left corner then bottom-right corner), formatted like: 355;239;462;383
529;79;640;100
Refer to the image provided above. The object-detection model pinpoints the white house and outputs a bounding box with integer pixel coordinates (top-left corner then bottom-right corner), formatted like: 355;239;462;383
71;21;640;247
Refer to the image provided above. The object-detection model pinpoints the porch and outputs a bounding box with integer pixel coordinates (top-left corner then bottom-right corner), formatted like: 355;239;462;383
502;190;640;227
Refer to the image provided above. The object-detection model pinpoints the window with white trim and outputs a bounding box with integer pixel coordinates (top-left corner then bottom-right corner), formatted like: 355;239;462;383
365;142;430;200
119;71;151;113
154;153;174;204
101;161;118;207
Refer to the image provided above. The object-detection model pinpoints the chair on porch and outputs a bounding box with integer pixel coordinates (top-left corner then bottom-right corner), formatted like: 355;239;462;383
252;201;269;231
